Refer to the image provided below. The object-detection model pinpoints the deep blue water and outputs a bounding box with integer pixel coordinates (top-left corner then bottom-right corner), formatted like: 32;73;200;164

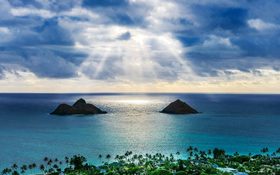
0;93;280;168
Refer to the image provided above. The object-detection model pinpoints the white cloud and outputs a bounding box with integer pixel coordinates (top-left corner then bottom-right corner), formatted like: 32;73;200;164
10;7;56;18
60;7;101;20
202;35;233;47
52;0;198;83
140;0;195;32
0;67;280;93
0;27;10;34
248;18;279;31
58;12;196;82
75;25;194;82
0;27;12;42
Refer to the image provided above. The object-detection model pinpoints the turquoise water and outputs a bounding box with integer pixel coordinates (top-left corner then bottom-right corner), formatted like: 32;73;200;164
0;93;280;168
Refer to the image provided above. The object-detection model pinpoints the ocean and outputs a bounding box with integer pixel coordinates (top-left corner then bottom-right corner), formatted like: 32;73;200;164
0;93;280;169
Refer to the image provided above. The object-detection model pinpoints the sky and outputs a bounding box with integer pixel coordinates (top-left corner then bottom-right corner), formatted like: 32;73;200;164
0;0;280;93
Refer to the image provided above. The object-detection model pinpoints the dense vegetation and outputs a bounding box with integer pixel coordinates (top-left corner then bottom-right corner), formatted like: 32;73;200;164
2;147;280;175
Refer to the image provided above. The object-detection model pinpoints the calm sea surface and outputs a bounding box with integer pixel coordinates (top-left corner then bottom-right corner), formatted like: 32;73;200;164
0;93;280;168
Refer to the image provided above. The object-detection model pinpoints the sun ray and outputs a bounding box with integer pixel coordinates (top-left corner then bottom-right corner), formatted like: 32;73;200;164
92;47;112;79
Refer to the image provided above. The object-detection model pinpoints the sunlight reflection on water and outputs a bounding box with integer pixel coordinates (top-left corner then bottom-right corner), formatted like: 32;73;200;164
116;99;151;104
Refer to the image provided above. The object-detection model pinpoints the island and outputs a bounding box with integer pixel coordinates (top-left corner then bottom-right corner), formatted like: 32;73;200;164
160;99;198;114
50;98;107;115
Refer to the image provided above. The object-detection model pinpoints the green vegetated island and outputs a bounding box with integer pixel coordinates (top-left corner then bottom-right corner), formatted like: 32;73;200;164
2;147;280;175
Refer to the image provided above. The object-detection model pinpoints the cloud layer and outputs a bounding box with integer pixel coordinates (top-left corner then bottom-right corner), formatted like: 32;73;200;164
0;0;279;92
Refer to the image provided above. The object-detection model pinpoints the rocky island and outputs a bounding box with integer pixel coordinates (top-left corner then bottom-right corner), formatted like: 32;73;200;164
160;99;198;114
50;98;107;115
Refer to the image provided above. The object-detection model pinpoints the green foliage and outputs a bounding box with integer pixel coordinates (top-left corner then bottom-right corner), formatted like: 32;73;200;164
70;155;87;170
150;169;172;175
229;155;250;163
2;147;280;175
213;148;226;159
175;171;187;175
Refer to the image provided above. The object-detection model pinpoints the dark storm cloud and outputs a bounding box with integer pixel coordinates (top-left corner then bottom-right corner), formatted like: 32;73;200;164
191;5;248;33
0;1;83;79
82;0;129;7
173;1;280;76
9;0;80;11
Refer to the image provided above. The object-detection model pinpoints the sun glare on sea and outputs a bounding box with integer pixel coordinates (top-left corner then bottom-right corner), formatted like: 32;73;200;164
117;99;151;105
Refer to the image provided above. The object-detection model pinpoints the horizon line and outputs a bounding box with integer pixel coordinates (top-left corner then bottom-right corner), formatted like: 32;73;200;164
0;92;279;95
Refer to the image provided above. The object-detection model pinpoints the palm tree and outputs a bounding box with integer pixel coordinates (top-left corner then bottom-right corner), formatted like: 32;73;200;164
11;163;18;170
186;146;194;159
28;164;33;170
189;151;193;158
207;149;212;157
47;159;53;166
32;163;36;169
53;164;59;170
70;155;87;170
48;168;54;174
276;148;280;154
213;148;225;159
39;164;45;173
2;168;12;175
20;165;27;174
106;154;111;160
261;147;269;154
65;156;69;164
125;151;130;157
199;151;206;160
194;153;199;160
187;146;193;152
11;171;19;175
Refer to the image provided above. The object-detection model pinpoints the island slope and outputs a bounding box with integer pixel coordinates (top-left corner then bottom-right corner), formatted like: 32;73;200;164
161;99;198;114
50;98;107;115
